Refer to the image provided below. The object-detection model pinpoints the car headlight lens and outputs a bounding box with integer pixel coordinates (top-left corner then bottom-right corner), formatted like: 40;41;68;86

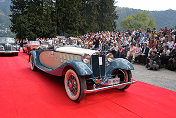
82;54;91;64
106;53;114;62
0;45;4;50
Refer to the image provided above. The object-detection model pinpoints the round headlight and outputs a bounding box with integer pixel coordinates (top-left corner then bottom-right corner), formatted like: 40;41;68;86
0;45;4;50
82;54;91;64
106;53;114;62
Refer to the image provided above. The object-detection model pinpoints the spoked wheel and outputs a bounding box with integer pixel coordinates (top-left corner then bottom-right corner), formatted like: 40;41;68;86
113;69;131;90
64;69;86;102
30;55;37;71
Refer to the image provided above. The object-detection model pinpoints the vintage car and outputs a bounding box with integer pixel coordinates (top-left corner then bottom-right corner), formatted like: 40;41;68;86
29;46;136;102
23;41;41;54
0;37;20;56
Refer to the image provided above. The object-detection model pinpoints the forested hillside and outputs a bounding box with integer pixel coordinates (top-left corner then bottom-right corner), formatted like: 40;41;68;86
116;7;176;30
0;0;12;37
0;0;11;25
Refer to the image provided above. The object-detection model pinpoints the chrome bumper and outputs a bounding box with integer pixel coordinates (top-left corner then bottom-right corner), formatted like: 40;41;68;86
84;81;137;93
0;51;19;53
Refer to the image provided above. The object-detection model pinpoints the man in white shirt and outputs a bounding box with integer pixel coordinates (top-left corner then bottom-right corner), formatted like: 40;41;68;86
167;38;174;49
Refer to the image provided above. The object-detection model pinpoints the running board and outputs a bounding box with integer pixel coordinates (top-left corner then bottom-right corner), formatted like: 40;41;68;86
84;81;137;93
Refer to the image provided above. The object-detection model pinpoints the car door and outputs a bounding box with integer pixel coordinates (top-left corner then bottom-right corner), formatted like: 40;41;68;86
39;50;81;70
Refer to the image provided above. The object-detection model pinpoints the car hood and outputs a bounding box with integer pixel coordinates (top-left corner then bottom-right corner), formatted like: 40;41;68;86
55;46;98;55
28;45;40;47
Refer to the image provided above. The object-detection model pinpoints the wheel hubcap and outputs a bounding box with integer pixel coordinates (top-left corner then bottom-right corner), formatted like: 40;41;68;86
68;75;78;95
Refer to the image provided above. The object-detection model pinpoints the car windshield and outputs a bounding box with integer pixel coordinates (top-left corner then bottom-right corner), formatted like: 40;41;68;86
28;41;40;45
42;42;49;45
0;37;15;43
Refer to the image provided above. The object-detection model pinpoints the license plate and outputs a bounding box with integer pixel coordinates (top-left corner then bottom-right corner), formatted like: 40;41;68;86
108;77;120;85
99;57;102;65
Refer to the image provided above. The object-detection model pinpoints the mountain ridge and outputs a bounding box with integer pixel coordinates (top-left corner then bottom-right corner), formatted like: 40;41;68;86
116;7;176;30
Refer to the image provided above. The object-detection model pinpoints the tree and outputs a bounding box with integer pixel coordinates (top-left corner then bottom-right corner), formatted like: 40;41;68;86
10;0;29;39
56;0;84;36
121;11;156;31
56;0;118;36
81;0;100;33
10;0;118;38
10;0;57;40
98;0;118;31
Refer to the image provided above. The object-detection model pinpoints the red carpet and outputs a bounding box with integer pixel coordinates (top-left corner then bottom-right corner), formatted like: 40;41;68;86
0;52;176;118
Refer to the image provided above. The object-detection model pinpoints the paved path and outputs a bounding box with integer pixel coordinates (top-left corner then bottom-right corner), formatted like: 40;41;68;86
132;64;176;91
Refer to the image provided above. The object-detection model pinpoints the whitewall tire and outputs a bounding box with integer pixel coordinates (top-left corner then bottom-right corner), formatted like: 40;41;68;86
30;55;37;71
114;69;131;90
64;69;86;102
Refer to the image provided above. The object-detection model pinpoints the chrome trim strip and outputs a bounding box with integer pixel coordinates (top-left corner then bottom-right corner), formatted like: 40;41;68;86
84;81;137;93
55;51;82;56
0;51;19;53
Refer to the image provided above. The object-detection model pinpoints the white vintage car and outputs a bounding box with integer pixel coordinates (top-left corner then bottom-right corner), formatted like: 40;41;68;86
29;46;136;102
0;37;20;56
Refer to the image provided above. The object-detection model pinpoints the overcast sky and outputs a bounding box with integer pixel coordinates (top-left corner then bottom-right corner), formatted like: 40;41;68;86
115;0;176;11
0;0;5;2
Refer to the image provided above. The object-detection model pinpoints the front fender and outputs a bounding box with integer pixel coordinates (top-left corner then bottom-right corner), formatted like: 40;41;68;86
29;50;41;66
29;50;36;62
106;58;134;75
61;60;93;76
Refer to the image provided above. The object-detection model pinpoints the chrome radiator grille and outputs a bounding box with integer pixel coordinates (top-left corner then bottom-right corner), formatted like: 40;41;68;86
5;44;12;51
91;55;105;78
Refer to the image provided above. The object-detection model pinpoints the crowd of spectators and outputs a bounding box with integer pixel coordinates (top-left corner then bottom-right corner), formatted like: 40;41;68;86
77;26;176;70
